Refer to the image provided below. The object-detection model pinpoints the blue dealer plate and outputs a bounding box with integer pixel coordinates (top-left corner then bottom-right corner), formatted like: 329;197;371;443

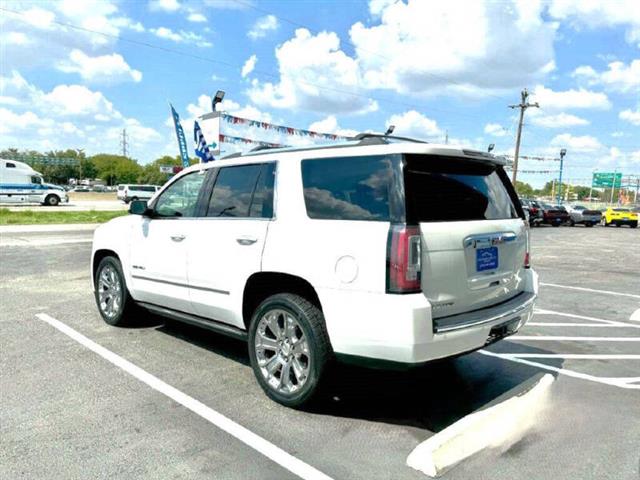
476;247;498;272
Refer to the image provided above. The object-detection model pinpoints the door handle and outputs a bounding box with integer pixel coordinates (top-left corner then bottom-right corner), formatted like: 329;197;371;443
236;236;258;246
170;234;186;242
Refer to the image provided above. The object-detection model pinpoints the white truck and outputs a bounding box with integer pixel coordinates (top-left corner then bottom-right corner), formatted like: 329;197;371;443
0;159;68;206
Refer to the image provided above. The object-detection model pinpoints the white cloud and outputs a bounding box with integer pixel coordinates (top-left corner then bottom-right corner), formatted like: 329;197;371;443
530;112;589;128
531;85;611;111
248;28;378;114
350;0;558;96
548;0;640;48
619;108;640;126
187;13;207;23
248;15;279;39
43;85;119;117
484;123;508;137
150;27;212;47
57;49;142;84
0;72;160;160
22;7;55;29
241;55;257;78
387;110;443;140
611;131;624;138
149;0;181;12
573;60;640;93
550;133;603;152
308;116;358;137
2;32;31;45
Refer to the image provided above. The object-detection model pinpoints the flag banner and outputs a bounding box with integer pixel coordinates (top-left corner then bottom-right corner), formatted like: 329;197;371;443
170;104;191;168
198;112;221;155
194;120;214;163
220;134;284;148
221;114;350;141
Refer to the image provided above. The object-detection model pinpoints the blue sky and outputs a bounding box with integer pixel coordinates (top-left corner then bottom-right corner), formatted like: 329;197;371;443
1;0;639;188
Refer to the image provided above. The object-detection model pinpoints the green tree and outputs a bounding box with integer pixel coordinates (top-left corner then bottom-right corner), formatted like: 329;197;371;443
90;154;142;185
514;181;534;197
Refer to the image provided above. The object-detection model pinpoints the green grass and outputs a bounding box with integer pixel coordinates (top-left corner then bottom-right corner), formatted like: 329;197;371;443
0;208;128;225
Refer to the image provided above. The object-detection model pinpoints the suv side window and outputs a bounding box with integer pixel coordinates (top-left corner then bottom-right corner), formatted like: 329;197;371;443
207;163;275;218
301;155;394;221
154;171;206;218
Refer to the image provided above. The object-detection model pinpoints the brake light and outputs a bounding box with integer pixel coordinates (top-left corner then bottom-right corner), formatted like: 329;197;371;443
524;251;531;269
386;224;421;293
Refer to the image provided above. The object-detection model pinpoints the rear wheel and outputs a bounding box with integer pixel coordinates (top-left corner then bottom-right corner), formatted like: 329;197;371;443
248;293;331;408
631;222;638;229
585;223;594;227
94;256;139;326
616;223;621;227
569;219;575;227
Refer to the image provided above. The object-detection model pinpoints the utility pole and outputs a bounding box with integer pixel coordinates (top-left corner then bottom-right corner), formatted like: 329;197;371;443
120;128;129;158
610;169;617;205
509;88;539;184
445;130;448;145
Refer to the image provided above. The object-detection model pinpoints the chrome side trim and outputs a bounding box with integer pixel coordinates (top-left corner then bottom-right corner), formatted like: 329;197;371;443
433;291;536;333
131;274;230;295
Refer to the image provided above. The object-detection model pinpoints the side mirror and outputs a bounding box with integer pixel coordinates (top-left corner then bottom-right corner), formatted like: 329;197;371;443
129;199;149;215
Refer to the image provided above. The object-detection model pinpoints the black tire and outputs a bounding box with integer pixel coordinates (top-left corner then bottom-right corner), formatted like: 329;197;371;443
248;293;332;408
94;256;139;326
44;194;59;206
616;223;621;227
552;223;560;227
631;222;638;229
569;219;575;227
585;223;594;227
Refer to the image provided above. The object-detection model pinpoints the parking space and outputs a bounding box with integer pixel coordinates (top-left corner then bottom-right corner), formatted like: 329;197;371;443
1;225;638;479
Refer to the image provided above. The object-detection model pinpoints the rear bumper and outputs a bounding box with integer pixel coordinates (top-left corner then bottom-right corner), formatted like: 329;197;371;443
319;268;538;364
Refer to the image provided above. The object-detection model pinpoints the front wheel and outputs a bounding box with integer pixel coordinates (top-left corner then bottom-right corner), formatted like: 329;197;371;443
44;194;59;206
248;293;332;408
94;256;139;326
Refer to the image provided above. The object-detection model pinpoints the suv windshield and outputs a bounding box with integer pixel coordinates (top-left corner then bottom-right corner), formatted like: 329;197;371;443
403;155;519;222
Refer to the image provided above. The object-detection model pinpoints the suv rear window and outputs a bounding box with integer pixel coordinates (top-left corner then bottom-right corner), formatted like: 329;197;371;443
301;155;400;221
404;155;519;222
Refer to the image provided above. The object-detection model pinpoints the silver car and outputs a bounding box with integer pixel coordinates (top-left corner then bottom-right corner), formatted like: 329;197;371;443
565;205;601;227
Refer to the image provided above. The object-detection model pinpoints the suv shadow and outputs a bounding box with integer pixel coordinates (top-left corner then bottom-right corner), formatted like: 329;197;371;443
155;317;559;432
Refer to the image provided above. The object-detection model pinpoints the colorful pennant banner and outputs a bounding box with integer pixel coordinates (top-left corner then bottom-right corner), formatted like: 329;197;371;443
219;134;284;148
221;114;350;141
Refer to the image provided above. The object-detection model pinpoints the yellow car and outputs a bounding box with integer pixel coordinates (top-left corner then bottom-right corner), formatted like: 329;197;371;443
601;207;638;228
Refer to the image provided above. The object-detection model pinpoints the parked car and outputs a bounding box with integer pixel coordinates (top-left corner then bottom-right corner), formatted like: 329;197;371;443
116;184;160;203
520;198;543;226
564;205;601;227
601;207;638;228
540;202;570;226
92;135;538;407
0;159;68;206
73;186;91;193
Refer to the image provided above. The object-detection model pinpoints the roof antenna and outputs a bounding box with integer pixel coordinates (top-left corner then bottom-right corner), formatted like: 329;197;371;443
385;125;395;135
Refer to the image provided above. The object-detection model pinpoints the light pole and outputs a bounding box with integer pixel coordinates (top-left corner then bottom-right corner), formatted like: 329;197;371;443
610;169;617;205
588;169;595;205
556;148;566;204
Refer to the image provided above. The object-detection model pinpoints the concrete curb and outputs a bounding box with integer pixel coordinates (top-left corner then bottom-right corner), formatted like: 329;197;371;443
0;223;100;234
406;373;555;477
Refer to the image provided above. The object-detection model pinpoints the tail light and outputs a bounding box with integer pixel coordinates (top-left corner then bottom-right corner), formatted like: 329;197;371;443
386;224;421;293
524;251;531;269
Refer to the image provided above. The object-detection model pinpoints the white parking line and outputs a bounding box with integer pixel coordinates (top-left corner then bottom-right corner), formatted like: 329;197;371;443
539;282;640;299
528;322;638;328
534;309;640;328
514;336;640;342
478;350;640;389
497;353;640;360
631;309;640;322
35;313;334;480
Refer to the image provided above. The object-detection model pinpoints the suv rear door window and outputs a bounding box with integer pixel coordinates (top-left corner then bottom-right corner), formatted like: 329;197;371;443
301;155;399;221
207;163;275;218
404;155;519;222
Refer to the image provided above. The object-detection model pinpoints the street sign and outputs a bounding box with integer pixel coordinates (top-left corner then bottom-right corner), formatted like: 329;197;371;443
592;172;622;188
159;166;173;173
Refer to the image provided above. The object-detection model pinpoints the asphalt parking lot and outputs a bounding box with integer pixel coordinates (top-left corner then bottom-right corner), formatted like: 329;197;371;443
1;224;638;479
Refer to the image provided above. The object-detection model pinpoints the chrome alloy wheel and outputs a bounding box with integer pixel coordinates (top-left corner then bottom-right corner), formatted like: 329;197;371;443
254;309;311;394
97;264;122;319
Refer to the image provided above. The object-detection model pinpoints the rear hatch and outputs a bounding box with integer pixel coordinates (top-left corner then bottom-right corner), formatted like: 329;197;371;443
403;155;527;318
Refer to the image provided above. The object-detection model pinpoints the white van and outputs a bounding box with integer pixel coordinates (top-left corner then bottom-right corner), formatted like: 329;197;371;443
117;184;160;203
0;159;68;206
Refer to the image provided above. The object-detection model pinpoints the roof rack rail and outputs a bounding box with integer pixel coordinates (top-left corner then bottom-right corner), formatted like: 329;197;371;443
351;133;428;145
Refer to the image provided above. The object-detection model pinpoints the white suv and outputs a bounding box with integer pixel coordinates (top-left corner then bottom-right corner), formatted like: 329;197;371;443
117;184;160;203
92;135;538;407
